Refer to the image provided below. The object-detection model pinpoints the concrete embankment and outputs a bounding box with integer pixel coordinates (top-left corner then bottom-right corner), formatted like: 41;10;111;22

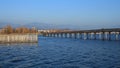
0;34;38;43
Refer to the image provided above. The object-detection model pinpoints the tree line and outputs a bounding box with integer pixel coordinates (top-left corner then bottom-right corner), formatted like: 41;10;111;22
0;25;38;34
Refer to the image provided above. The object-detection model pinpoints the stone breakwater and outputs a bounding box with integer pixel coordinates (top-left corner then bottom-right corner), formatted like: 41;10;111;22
0;34;38;43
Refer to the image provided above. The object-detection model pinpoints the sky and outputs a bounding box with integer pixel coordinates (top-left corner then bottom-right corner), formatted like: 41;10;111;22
0;0;120;29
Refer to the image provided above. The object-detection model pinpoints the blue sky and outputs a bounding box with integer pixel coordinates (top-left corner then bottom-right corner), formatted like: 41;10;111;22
0;0;120;29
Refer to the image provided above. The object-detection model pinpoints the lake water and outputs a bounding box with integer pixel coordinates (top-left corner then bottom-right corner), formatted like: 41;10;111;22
0;36;120;68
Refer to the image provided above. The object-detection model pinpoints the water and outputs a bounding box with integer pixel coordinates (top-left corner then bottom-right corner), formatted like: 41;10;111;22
0;36;120;68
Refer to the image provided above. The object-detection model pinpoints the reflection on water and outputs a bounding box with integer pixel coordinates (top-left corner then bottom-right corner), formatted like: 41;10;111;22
0;43;38;46
0;36;120;68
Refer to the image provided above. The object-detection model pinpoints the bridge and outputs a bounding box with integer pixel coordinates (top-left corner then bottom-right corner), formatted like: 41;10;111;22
41;28;120;40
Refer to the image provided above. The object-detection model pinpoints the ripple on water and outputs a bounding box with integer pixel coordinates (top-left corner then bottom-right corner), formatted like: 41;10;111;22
9;57;25;63
0;37;120;68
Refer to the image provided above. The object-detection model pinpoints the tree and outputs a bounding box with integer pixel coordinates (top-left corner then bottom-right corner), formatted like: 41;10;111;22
3;25;13;34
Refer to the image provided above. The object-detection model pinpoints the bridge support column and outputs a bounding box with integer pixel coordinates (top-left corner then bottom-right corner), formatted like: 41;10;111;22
64;33;67;38
47;34;49;37
102;32;105;40
108;32;111;40
90;33;93;40
99;32;102;40
86;33;88;39
48;34;50;37
62;33;64;38
51;34;53;37
81;33;83;39
71;33;74;38
54;34;56;37
60;33;63;38
74;33;77;39
84;33;88;40
105;32;108;40
115;32;119;40
93;32;96;40
56;33;58;37
53;33;55;37
59;33;61;37
69;33;72;38
79;33;82;39
48;34;49;37
83;33;86;40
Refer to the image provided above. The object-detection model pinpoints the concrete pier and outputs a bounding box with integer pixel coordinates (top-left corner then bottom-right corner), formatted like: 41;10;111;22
0;34;38;43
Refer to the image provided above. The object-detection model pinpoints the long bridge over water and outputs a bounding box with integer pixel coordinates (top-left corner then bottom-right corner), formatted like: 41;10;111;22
41;28;120;40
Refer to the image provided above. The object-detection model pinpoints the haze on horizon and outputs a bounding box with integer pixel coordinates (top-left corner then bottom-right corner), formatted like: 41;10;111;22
0;0;120;29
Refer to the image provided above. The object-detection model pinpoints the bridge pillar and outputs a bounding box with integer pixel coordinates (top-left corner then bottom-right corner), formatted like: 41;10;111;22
62;33;64;38
74;33;77;39
83;33;86;40
52;33;55;37
83;33;88;40
98;32;101;40
56;33;58;37
108;32;111;40
118;32;120;40
53;33;55;37
79;33;82;39
46;33;49;37
90;33;93;39
105;32;108;40
102;32;105;40
64;33;67;38
54;33;56;37
71;33;73;38
47;33;49;37
115;32;119;40
69;33;72;38
49;34;51;37
88;33;90;39
59;33;62;38
86;33;88;39
54;33;55;37
81;33;83;39
58;33;60;37
51;33;53;37
100;32;103;40
94;32;97;40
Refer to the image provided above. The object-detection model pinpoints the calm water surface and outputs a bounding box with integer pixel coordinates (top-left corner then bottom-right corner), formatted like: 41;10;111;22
0;36;120;68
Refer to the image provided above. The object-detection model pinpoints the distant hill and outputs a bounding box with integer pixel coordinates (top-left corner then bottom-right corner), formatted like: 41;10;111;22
0;22;20;28
0;22;120;30
0;22;73;30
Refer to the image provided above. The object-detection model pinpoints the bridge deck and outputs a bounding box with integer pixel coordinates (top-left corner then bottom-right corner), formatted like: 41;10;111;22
44;28;120;34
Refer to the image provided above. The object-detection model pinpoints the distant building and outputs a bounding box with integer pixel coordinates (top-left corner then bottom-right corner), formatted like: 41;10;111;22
38;29;71;34
32;27;37;30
